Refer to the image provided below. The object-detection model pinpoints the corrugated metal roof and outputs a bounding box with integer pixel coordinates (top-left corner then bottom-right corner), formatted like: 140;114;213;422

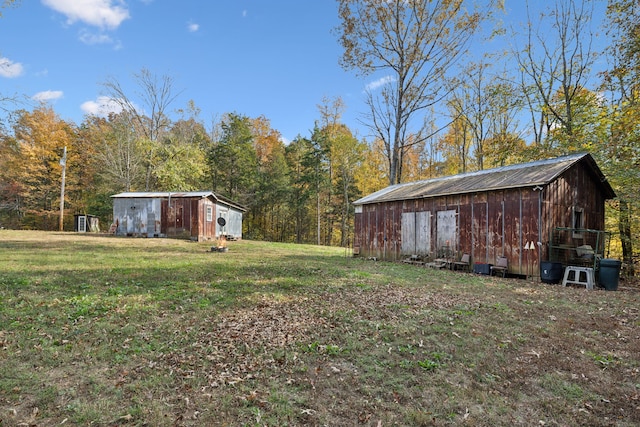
111;191;213;199
111;191;247;212
354;153;615;205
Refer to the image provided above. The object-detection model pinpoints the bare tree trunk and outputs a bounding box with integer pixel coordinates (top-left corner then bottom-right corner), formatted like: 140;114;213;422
619;200;635;276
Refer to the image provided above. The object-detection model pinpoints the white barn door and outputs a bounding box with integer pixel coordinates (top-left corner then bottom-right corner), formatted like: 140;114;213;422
437;210;457;253
402;211;431;256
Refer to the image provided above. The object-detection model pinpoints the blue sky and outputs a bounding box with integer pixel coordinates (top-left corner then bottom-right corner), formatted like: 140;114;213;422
0;1;609;144
0;0;369;142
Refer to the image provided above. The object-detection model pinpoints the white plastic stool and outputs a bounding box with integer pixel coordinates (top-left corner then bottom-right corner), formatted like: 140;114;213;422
562;266;595;290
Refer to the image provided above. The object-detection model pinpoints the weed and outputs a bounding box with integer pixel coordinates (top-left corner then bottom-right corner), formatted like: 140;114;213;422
302;341;342;356
491;302;511;312
399;360;413;369
417;352;446;371
586;351;617;367
397;344;418;354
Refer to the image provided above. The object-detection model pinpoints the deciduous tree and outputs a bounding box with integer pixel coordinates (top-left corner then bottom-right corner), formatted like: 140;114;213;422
330;124;364;246
249;116;290;241
102;68;180;190
336;0;499;185
9;106;76;229
355;138;388;196
85;112;146;193
514;0;596;150
601;0;640;274
154;104;210;191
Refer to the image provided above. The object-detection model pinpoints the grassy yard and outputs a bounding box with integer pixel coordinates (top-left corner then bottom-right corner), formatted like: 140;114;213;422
0;230;639;426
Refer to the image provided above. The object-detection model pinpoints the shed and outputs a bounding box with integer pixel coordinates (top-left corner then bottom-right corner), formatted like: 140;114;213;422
352;153;616;277
111;191;246;241
74;214;100;233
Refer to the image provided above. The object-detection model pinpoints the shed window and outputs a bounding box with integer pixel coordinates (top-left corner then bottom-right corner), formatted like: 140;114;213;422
206;206;213;222
572;207;584;238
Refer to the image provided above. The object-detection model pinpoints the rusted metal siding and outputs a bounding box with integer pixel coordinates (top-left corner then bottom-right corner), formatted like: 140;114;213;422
161;198;193;238
354;188;543;275
200;199;216;240
520;189;541;277
458;194;473;258
540;161;608;262
471;193;488;263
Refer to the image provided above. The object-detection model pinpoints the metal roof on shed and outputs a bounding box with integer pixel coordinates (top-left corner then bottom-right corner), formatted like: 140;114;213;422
111;191;214;199
354;153;616;205
111;191;247;212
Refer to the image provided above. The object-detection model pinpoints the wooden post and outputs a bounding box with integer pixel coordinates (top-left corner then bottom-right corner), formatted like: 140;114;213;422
59;146;67;231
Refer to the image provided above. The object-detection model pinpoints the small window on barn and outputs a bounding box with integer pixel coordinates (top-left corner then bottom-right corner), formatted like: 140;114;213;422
206;206;213;222
572;207;584;238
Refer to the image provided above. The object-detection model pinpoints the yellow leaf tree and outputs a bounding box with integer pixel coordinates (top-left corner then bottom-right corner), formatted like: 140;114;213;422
11;106;77;229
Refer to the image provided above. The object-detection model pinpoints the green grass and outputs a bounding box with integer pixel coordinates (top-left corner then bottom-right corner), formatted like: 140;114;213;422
1;230;639;426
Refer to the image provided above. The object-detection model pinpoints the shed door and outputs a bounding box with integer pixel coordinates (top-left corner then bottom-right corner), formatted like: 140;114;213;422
437;210;457;251
147;212;155;235
401;211;431;256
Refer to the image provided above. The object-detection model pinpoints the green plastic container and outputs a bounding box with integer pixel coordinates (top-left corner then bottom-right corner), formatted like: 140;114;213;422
598;259;622;291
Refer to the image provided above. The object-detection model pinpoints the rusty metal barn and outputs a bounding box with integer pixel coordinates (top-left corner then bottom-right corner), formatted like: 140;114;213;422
111;191;246;241
352;153;616;278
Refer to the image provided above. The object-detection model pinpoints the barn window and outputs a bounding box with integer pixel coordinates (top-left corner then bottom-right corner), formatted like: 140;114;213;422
572;207;584;238
206;206;213;222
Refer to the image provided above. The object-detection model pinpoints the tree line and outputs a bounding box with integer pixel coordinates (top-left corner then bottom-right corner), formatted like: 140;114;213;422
0;0;638;272
0;92;367;246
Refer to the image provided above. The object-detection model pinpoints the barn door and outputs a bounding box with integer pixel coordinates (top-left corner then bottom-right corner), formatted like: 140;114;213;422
401;212;416;255
437;210;457;253
416;211;431;255
401;211;431;256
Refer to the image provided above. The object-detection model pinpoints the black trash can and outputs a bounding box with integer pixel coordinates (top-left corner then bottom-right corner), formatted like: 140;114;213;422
598;259;622;291
540;261;564;284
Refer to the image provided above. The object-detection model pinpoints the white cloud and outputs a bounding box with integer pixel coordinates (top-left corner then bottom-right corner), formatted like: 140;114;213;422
365;75;395;92
187;22;199;33
32;90;64;102
79;28;114;45
0;56;24;78
81;96;124;116
280;136;291;146
42;0;130;30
